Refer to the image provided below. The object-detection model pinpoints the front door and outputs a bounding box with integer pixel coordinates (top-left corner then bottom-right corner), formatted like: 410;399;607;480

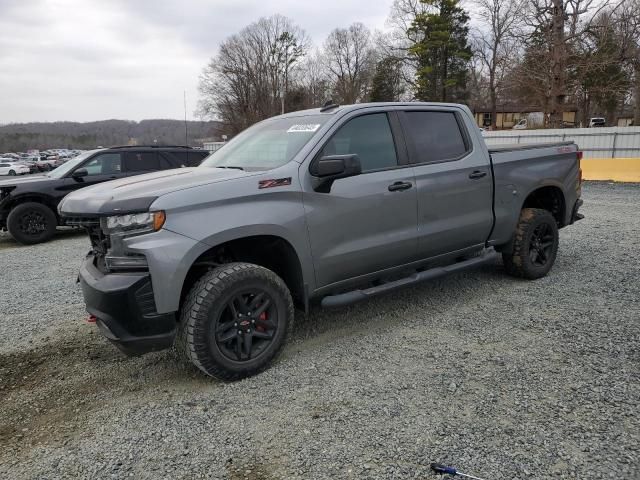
302;112;418;288
60;152;125;193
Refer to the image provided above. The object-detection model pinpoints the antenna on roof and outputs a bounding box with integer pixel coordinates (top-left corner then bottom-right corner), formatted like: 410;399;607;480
320;99;340;112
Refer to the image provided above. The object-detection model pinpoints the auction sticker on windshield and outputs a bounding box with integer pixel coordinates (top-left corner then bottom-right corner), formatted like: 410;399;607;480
287;124;321;133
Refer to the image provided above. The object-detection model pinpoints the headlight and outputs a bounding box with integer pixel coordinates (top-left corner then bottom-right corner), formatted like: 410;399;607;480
100;211;165;236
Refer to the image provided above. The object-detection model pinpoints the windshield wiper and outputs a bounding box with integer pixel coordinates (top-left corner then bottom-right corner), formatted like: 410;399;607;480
216;166;244;171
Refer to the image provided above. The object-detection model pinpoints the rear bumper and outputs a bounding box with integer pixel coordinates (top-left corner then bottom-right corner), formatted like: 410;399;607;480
79;255;176;355
570;198;584;224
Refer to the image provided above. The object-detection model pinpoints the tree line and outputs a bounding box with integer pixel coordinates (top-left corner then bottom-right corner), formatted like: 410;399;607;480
198;0;640;132
0;119;222;153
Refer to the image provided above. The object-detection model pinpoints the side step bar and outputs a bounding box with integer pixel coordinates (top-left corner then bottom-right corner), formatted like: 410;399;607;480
320;250;499;308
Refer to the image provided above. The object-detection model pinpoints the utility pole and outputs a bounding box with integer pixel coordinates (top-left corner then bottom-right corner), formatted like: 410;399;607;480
184;90;189;146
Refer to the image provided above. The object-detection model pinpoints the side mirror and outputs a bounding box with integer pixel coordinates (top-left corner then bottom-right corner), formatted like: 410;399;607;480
71;168;88;180
310;154;361;192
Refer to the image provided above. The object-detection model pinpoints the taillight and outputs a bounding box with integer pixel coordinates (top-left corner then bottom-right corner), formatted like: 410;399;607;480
576;151;583;185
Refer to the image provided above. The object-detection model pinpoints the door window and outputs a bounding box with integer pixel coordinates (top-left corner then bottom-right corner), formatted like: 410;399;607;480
319;113;398;172
403;111;469;164
82;153;122;175
123;152;159;172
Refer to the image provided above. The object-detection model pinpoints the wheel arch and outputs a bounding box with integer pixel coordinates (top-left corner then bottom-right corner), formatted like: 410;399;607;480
520;183;566;227
180;233;309;312
3;193;60;221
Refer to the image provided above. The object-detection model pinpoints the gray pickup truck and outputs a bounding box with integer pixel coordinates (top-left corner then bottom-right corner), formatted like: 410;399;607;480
59;102;583;380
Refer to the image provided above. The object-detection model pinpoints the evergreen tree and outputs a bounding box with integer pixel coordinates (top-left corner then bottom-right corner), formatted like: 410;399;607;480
408;0;472;102
369;57;404;102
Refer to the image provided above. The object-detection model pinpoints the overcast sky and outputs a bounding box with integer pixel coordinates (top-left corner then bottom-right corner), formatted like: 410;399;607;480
0;0;394;124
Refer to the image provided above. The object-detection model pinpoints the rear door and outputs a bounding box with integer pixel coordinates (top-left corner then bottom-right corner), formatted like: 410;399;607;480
122;151;160;175
399;108;493;259
302;110;418;288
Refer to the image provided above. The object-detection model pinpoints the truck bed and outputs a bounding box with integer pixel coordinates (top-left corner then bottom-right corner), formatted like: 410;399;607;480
487;141;574;154
486;140;580;247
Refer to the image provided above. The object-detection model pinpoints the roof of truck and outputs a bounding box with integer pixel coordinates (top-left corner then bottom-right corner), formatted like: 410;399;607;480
280;102;471;118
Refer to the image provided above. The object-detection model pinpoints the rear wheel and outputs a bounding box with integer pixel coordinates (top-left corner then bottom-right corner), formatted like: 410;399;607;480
7;202;58;245
176;262;294;381
502;208;559;279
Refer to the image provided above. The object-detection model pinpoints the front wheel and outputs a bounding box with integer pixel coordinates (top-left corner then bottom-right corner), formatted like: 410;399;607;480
502;208;559;279
8;170;16;176
175;262;294;381
7;202;58;245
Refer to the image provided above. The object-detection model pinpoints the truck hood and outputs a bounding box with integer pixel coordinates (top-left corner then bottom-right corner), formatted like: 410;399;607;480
0;174;51;188
59;167;250;216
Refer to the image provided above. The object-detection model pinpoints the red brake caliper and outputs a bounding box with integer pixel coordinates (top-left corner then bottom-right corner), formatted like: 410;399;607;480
256;311;267;332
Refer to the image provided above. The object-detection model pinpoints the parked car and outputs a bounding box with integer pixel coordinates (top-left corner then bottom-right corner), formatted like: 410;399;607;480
15;161;39;174
0;161;31;176
59;102;584;380
589;117;606;127
513;112;545;130
0;145;209;244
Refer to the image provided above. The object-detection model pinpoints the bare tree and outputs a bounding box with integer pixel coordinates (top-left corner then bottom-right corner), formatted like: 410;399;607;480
523;0;618;126
613;0;640;124
197;15;308;133
472;0;525;128
324;23;377;104
295;49;332;108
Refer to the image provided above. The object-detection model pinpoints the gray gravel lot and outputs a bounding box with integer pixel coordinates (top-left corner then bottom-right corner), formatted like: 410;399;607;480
0;182;638;479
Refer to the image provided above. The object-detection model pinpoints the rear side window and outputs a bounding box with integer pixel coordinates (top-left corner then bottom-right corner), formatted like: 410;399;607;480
402;111;469;164
161;151;206;167
319;113;398;172
123;152;159;172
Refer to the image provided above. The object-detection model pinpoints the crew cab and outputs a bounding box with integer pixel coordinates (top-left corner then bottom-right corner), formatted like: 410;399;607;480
59;103;583;380
0;145;209;244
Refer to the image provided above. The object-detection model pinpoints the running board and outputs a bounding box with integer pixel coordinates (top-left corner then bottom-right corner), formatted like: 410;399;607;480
320;250;499;308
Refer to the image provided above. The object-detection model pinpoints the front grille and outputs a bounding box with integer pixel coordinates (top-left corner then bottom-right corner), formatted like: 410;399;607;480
64;216;99;227
68;216;111;269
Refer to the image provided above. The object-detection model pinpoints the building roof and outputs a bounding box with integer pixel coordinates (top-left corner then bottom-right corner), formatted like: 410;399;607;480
472;104;578;113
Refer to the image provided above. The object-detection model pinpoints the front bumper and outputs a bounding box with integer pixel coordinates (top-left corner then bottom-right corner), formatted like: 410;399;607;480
79;255;176;355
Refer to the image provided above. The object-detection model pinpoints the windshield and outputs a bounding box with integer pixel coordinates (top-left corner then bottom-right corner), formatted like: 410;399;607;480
200;115;329;171
47;149;102;178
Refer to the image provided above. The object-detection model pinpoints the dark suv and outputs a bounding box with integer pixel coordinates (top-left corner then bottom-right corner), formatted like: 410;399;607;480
0;145;209;244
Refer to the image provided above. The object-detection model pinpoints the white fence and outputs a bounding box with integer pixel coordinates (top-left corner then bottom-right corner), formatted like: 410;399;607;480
482;127;640;159
203;141;226;153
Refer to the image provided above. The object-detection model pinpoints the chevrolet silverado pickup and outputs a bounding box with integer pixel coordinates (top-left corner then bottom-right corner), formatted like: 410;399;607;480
59;102;583;380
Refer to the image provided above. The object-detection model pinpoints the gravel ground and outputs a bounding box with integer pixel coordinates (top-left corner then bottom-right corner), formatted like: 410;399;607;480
0;182;638;479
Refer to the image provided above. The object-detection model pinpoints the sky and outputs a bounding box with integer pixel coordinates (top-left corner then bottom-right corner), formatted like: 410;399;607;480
0;0;393;123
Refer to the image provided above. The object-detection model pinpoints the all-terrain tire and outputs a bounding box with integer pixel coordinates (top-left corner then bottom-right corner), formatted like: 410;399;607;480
7;202;58;245
502;208;559;279
175;262;294;381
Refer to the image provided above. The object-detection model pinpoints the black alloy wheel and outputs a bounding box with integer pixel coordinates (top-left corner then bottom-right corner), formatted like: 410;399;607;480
528;223;555;267
176;262;294;380
502;207;559;280
214;289;278;362
7;202;58;244
16;209;48;236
